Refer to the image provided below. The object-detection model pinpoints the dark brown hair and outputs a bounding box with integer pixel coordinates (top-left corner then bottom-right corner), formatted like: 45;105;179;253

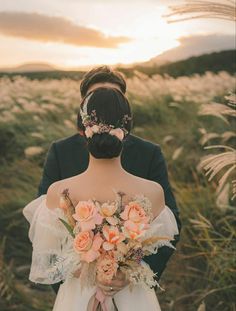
81;88;132;159
80;66;126;98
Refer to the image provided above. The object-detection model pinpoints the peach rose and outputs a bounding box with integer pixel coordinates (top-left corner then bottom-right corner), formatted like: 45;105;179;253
120;202;149;224
74;231;93;252
100;202;118;226
123;220;148;240
102;225;125;251
96;252;118;282
74;231;103;263
100;202;117;217
72;200;103;231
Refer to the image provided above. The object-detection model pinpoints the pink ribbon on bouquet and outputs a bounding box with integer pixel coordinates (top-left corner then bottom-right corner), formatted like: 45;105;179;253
87;287;109;311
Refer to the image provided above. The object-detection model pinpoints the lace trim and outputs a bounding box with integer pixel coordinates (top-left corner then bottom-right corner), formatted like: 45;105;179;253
30;236;81;284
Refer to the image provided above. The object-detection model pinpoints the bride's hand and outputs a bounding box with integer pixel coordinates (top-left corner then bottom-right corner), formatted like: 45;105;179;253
97;270;129;297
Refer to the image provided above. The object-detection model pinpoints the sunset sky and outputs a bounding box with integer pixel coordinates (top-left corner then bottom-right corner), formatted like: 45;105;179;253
0;0;235;69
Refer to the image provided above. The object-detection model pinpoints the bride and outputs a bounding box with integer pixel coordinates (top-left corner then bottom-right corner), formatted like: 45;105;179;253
23;87;179;311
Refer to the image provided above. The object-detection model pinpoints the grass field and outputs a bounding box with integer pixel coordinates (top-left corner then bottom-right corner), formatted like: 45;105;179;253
0;71;235;311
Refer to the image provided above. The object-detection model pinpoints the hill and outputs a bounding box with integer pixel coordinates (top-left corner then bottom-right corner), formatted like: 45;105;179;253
147;34;235;65
117;49;236;77
0;62;57;73
0;49;235;80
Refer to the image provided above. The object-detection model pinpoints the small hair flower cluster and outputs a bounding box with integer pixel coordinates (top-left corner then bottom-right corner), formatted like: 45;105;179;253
85;124;125;141
80;93;132;141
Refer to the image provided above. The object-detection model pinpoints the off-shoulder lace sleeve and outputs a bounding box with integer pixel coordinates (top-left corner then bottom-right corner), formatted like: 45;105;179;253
141;205;179;254
23;195;80;284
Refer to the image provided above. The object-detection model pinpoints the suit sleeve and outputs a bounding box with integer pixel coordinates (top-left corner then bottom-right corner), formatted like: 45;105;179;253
148;145;181;230
37;142;61;197
143;145;181;281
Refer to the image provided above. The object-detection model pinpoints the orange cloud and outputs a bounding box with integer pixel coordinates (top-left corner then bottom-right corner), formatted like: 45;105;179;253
0;12;131;48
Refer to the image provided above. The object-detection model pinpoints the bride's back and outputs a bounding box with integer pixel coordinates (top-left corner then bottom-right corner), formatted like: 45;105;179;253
46;88;165;217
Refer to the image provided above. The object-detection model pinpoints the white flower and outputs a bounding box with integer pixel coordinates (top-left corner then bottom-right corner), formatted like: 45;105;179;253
91;125;100;133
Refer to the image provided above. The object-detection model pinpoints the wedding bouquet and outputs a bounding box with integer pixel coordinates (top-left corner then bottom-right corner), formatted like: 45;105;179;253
58;188;174;310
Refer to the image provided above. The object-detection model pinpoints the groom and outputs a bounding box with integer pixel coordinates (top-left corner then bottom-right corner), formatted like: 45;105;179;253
38;66;181;294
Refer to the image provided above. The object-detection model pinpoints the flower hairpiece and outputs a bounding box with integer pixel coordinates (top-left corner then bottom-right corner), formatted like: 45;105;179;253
80;92;132;141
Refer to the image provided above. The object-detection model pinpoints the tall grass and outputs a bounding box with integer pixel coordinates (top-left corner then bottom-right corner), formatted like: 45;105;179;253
0;72;235;310
166;0;235;22
198;94;236;202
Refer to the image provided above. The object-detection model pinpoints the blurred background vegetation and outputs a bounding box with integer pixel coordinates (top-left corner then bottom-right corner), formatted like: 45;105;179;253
0;46;235;311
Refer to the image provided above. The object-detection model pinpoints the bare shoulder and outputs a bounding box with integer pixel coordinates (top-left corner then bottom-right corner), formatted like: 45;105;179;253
142;180;165;218
127;174;165;217
46;180;65;209
46;177;73;208
46;174;84;209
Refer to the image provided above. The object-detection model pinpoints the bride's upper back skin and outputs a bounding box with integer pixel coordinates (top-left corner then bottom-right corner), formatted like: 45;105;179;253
46;88;165;219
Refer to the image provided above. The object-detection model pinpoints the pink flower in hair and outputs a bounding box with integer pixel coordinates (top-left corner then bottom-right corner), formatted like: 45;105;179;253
109;128;124;141
85;127;94;138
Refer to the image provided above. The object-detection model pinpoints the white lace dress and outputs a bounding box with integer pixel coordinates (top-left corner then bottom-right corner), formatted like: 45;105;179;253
23;194;179;311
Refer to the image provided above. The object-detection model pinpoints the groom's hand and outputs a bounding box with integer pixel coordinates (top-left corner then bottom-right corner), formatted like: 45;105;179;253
97;270;129;297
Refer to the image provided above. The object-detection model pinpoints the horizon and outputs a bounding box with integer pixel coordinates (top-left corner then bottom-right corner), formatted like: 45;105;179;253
0;0;235;69
0;47;235;72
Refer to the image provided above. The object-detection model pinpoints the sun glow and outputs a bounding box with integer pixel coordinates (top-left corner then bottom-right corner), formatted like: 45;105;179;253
59;8;181;68
0;0;233;69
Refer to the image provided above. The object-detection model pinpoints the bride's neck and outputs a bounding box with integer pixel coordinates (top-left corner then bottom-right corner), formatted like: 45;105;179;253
86;154;124;175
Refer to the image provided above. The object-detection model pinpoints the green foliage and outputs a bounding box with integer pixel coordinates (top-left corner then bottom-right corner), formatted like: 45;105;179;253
179;185;235;308
154;50;236;77
0;124;24;164
59;218;75;237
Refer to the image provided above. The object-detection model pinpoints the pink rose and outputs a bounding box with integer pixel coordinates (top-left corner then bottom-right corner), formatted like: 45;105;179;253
85;125;100;138
74;231;103;263
72;200;103;231
102;225;125;250
109;128;124;141
85;126;94;138
123;220;148;240
96;252;118;282
120;202;149;224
